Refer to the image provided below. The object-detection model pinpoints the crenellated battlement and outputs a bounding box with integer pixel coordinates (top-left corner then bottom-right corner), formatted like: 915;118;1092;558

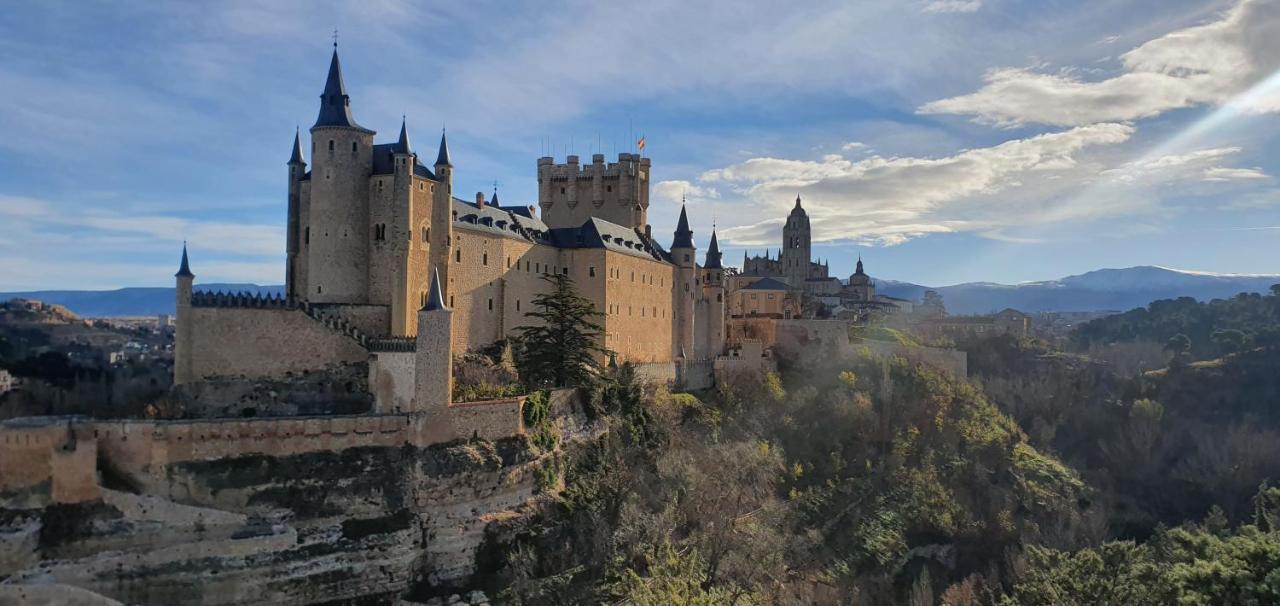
537;153;651;230
191;290;293;309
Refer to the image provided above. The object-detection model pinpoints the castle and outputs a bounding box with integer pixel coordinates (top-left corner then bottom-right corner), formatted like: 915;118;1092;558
173;46;733;421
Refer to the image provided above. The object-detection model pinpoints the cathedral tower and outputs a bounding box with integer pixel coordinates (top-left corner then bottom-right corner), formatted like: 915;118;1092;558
306;46;375;303
780;195;812;285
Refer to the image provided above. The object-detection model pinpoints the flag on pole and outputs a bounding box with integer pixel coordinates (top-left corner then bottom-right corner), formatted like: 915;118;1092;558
636;136;646;151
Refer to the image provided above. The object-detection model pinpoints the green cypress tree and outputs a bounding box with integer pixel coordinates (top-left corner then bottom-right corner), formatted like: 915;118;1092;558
515;273;608;388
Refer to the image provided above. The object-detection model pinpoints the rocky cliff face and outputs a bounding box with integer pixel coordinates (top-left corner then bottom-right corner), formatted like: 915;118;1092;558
1;436;561;605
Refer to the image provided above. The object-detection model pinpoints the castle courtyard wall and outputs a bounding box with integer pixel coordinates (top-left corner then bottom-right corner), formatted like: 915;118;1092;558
187;307;367;381
369;351;416;413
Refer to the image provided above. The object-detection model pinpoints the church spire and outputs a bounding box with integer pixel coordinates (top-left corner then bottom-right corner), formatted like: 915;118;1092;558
435;129;452;167
855;254;865;275
288;128;305;164
671;205;694;249
705;229;723;269
313;47;364;129
795;195;802;210
175;242;194;278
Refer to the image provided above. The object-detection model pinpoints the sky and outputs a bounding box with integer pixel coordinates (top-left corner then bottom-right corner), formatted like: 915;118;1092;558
2;0;1279;291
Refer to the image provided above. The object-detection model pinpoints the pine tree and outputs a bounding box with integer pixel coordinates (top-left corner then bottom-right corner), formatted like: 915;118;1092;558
515;273;608;388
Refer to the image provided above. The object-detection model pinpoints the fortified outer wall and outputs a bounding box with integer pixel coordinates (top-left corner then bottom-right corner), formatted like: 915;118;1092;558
0;420;99;508
186;306;367;381
369;350;416;413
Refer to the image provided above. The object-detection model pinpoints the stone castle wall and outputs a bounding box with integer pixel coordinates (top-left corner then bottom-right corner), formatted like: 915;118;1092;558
537;153;650;230
370;350;416;413
0;420;99;508
186;306;367;381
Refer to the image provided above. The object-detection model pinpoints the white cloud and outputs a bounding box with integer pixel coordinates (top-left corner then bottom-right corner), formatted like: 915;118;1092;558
701;123;1135;246
653;180;721;204
841;141;869;151
922;0;982;14
1203;166;1270;181
919;0;1280;127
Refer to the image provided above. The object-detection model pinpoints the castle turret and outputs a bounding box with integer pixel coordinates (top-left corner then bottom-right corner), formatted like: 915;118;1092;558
429;130;454;310
174;244;195;385
695;229;726;359
306;45;375;304
286;129;306;302
780;195;811;286
388;117;416;336
414;268;453;428
671;205;697;359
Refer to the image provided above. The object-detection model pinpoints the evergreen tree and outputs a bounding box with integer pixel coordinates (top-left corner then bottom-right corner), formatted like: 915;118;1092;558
515;273;608;388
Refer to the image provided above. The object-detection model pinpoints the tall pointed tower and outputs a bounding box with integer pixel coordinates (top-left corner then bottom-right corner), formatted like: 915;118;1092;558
670;204;697;359
388;117;417;336
174;244;195;385
428;130;454;311
695;228;726;359
780;195;811;286
306;44;375;304
286;129;306;302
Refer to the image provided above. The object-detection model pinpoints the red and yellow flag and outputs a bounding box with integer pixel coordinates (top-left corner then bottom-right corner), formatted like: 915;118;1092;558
636;136;646;151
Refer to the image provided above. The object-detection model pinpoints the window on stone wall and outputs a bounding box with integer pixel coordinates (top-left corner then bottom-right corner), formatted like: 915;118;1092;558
304;227;309;244
488;298;493;311
482;253;488;266
450;296;454;307
352;141;357;153
506;257;511;268
455;249;461;263
563;267;568;275
516;300;521;312
589;267;596;277
422;227;428;242
328;140;334;152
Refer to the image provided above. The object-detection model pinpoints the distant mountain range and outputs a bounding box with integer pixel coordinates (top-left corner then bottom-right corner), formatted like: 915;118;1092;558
0;284;284;317
876;266;1280;315
2;266;1278;317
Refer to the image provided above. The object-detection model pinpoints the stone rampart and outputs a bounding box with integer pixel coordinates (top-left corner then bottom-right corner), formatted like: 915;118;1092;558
448;398;523;441
186;305;367;381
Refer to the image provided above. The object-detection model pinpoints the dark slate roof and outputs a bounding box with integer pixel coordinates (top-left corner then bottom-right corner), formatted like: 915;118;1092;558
451;197;552;244
498;205;537;219
370;142;436;179
743;277;789;291
704;230;722;269
395;119;412;155
175;244;193;278
549;218;669;262
671;205;694;249
435;130;452;166
289;129;305;164
314;49;370;131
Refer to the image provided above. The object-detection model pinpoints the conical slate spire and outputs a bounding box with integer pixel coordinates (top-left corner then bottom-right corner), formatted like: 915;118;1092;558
175;243;194;278
794;195;802;209
671;205;694;249
423;267;446;311
435;129;452;167
855;255;864;275
289;128;305;164
314;48;364;129
705;230;723;269
395;117;413;155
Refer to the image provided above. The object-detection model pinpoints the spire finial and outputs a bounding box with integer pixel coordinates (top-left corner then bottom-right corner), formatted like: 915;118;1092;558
332;28;338;48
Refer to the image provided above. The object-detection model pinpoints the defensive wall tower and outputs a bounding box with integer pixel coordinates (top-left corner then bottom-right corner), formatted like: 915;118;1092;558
696;229;726;359
286;129;306;302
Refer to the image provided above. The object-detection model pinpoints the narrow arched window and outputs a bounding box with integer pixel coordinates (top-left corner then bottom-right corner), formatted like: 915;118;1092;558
328;140;335;152
352;141;357;153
